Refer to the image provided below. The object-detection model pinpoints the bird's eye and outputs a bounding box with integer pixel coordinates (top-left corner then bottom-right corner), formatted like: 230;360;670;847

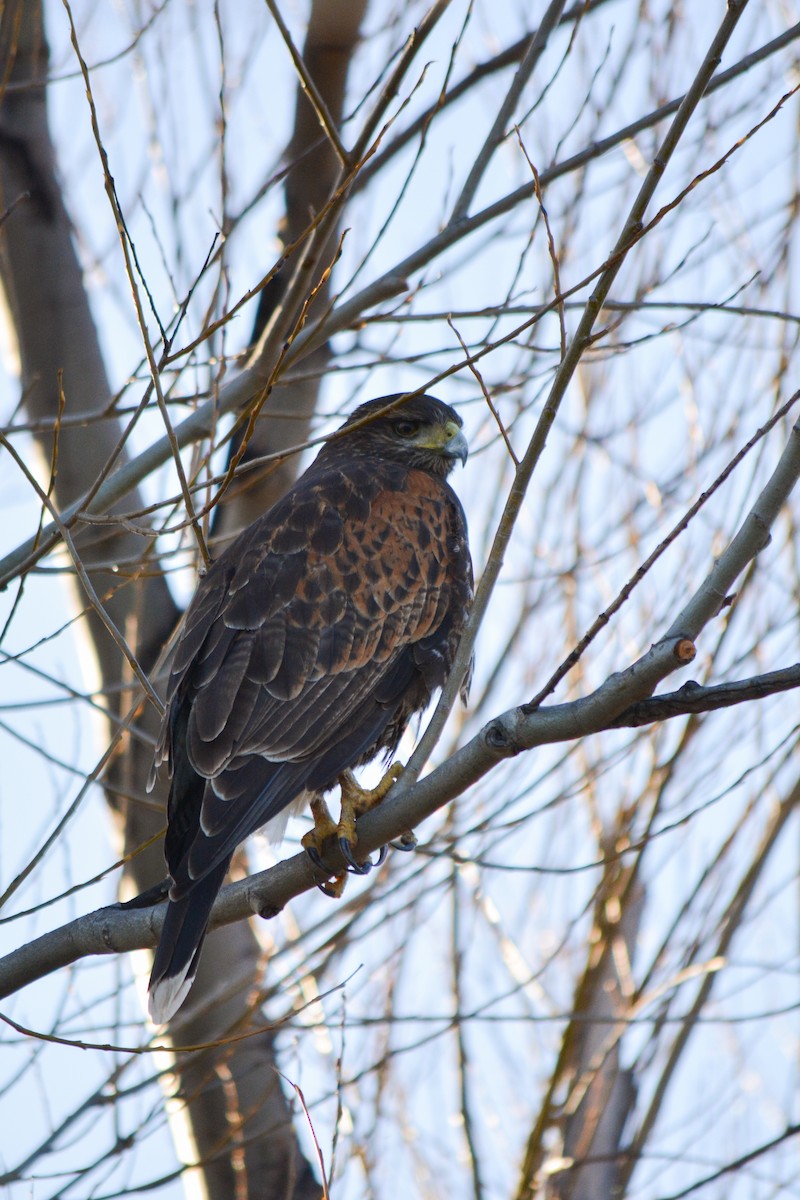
393;419;420;438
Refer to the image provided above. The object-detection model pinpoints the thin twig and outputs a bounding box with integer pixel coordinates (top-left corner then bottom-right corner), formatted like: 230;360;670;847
451;863;486;1200
0;432;163;715
525;388;800;711
449;0;568;223
615;781;799;1194
282;1074;332;1200
404;0;754;784
63;0;210;567
447;318;519;465
265;0;350;168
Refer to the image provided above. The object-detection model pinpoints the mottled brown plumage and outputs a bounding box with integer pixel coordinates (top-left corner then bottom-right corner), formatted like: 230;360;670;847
148;394;472;1022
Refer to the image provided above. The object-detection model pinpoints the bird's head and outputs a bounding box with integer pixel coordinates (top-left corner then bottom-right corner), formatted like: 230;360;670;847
332;394;468;477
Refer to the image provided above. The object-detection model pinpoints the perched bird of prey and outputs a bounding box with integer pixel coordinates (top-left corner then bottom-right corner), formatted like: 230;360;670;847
148;394;473;1023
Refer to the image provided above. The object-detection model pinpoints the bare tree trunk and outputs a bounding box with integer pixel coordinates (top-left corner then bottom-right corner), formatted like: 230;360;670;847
548;862;641;1200
0;2;363;1194
515;838;641;1200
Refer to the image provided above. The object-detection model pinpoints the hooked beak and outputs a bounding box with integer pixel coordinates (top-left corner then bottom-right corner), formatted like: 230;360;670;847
443;422;469;467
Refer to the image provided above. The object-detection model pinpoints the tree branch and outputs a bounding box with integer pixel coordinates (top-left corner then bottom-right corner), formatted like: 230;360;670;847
608;664;800;728
6;643;800;1004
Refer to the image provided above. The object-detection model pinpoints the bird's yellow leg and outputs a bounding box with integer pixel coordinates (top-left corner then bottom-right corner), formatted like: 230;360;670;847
302;794;339;846
302;764;405;891
337;762;405;845
335;768;402;873
302;794;348;897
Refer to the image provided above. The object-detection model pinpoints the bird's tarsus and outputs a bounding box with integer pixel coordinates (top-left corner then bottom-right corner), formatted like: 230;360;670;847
303;763;404;889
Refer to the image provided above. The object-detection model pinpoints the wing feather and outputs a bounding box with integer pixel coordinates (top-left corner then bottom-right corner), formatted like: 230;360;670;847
170;573;231;680
267;626;322;700
316;597;356;674
249;616;286;683
192;633;252;741
188;674;262;776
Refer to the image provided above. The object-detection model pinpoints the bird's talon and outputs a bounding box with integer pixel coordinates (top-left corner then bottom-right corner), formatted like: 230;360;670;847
339;836;372;874
304;843;347;896
317;876;346;898
374;844;389;867
304;844;328;872
390;832;417;852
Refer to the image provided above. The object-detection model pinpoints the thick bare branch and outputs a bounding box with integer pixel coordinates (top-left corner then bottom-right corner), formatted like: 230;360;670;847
6;383;799;998
0;1;178;676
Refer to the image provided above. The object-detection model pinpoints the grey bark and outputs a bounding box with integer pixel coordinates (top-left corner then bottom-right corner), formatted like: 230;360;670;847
546;868;642;1200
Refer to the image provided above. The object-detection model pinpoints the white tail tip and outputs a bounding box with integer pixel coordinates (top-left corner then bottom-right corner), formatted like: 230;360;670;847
148;967;195;1025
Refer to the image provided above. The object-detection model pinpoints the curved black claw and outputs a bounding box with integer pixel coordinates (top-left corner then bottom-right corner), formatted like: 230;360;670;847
317;878;344;898
339;838;390;874
305;844;328;872
344;841;389;871
390;832;417;853
305;844;341;894
339;836;373;874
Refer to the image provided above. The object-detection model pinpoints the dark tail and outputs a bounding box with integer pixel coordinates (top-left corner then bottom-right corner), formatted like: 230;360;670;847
147;860;229;1024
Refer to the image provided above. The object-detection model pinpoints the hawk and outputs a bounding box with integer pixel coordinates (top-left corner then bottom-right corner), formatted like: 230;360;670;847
148;394;473;1023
